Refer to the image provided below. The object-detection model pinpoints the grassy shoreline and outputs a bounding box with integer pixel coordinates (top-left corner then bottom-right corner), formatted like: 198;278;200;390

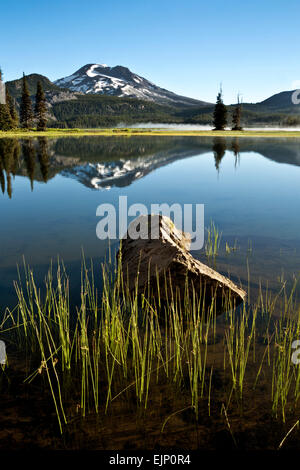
2;128;300;138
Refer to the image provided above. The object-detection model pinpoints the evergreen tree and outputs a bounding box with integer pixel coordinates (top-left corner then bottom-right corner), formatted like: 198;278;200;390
0;161;5;194
232;94;243;131
213;138;226;172
213;86;227;131
22;139;36;190
0;139;10;196
6;88;19;128
37;137;50;182
0;103;13;130
11;140;21;176
0;137;5;194
231;138;240;168
35;81;47;131
20;73;33;129
0;67;14;130
0;139;21;197
1;139;13;198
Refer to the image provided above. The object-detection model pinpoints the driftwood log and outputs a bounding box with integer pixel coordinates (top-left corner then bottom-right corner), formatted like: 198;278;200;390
119;215;246;315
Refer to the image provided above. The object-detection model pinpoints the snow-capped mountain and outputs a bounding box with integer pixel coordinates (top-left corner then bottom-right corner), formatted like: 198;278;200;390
54;64;208;107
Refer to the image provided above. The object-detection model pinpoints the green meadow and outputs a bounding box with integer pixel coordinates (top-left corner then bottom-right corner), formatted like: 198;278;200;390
1;128;300;138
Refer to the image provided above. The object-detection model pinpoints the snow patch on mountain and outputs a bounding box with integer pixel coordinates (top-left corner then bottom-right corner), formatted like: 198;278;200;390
86;64;108;77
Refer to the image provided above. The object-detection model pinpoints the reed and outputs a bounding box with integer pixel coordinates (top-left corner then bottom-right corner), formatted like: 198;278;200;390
0;250;300;440
205;220;222;260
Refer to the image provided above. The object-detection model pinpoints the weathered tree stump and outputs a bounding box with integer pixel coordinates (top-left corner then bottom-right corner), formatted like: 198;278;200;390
119;215;246;315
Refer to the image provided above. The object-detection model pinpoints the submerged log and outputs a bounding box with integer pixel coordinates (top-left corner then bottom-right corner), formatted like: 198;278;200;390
119;215;246;315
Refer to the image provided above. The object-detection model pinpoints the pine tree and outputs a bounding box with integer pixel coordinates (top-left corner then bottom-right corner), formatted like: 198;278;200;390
0;67;14;130
0;139;21;197
6;88;19;128
1;140;13;198
213;86;227;131
213;138;226;171
22;140;36;190
0;137;5;193
35;81;47;131
11;140;21;176
20;73;33;129
37;137;50;182
0;103;13;130
231;138;240;167
0;161;5;194
0;139;10;196
232;94;243;131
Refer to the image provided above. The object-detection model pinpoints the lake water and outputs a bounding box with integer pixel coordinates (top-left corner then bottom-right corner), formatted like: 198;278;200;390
1;135;300;310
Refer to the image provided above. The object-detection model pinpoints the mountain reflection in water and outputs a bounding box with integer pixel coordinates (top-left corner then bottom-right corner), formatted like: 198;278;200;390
1;136;300;196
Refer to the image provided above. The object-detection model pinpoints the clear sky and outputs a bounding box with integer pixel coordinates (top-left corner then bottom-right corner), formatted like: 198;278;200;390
1;0;299;104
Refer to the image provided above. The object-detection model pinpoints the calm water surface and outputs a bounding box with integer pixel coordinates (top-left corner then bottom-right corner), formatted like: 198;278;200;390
1;135;300;309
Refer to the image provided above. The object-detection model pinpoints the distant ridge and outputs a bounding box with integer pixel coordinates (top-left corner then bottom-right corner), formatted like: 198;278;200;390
258;89;299;108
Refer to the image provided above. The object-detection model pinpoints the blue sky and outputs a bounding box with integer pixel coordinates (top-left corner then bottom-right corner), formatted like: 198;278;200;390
1;0;299;104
